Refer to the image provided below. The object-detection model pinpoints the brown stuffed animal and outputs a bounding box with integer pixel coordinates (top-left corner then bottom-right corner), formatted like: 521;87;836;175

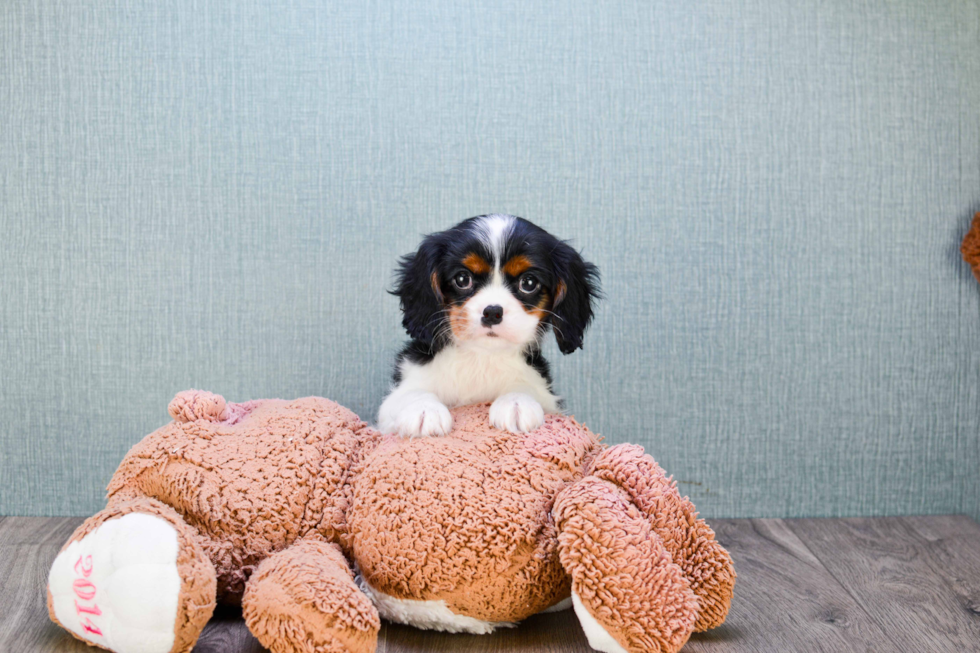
963;212;980;283
47;390;734;653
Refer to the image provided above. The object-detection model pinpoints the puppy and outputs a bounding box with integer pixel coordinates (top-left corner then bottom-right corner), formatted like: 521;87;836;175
378;214;600;437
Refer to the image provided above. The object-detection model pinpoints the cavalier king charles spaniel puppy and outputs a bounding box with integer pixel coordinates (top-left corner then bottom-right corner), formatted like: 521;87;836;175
378;214;600;438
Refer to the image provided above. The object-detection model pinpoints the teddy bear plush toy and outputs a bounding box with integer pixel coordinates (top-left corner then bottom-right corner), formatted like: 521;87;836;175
47;389;735;653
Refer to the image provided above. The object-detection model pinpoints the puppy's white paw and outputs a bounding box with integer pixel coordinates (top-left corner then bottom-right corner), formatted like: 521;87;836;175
48;513;182;653
394;399;453;437
490;393;545;433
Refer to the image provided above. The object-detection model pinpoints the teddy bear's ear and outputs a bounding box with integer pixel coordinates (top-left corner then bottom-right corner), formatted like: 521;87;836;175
390;233;447;346
962;212;980;284
169;390;227;423
550;241;601;355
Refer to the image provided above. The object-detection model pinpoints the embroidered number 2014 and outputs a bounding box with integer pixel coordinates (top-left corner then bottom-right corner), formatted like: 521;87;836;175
72;555;103;636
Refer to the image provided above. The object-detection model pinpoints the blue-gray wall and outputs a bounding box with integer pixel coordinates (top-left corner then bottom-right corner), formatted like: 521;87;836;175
2;1;979;519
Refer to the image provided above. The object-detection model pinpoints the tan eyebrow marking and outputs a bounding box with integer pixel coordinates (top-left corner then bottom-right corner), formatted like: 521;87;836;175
462;252;491;275
503;255;533;277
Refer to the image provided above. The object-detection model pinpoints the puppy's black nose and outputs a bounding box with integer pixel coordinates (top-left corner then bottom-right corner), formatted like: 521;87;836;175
482;304;504;327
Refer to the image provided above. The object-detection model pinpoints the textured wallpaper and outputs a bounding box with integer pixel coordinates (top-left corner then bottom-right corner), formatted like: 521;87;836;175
1;0;978;519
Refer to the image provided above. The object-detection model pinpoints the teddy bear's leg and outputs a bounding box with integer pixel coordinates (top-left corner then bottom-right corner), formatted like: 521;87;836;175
242;535;380;653
47;495;217;653
553;477;699;653
589;444;735;631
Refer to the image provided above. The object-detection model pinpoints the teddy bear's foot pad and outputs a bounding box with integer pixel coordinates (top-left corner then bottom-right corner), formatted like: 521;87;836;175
48;513;181;653
571;592;628;653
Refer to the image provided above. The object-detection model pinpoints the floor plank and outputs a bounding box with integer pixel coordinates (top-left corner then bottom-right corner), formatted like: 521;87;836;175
788;516;980;652
900;514;980;617
683;518;897;653
192;608;265;653
0;542;93;652
0;516;83;548
0;518;88;652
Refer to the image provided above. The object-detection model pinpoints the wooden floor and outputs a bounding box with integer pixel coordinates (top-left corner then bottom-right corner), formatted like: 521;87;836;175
3;516;979;652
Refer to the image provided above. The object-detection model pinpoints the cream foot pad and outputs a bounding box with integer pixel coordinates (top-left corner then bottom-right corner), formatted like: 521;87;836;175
572;591;629;653
48;513;181;653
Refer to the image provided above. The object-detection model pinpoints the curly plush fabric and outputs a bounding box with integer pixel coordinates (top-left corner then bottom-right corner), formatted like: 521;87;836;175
47;390;734;653
107;393;384;603
348;404;603;621
243;536;380;653
167;390;228;424
553;477;699;653
962;212;980;283
589;444;736;631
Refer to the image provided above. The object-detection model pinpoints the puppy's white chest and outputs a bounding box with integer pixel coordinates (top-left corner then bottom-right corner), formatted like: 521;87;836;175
400;346;555;410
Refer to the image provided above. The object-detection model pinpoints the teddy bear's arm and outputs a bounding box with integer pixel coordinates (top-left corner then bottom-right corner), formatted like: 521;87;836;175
588;444;736;632
242;535;380;653
553;476;698;653
552;444;736;653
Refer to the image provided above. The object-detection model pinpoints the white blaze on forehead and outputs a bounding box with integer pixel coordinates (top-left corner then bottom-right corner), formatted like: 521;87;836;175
463;215;541;348
472;214;515;269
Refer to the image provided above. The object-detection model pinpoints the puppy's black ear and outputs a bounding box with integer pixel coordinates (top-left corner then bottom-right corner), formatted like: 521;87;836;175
550;242;600;354
391;235;446;345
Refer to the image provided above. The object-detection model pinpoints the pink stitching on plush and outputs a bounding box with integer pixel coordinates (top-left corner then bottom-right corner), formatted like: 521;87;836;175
70;556;104;636
79;617;103;636
73;555;93;578
75;600;101;616
72;579;96;601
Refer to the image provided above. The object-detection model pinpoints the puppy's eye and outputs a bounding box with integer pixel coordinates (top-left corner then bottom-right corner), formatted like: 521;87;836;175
452;271;473;290
519;274;540;294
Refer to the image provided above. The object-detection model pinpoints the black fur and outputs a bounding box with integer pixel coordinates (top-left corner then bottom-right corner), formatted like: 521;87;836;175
390;230;452;351
524;346;553;387
392;340;438;384
499;218;601;354
548;238;601;354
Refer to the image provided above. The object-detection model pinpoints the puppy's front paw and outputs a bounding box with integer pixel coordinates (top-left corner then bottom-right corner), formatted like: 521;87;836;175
490;393;545;433
394;400;453;438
